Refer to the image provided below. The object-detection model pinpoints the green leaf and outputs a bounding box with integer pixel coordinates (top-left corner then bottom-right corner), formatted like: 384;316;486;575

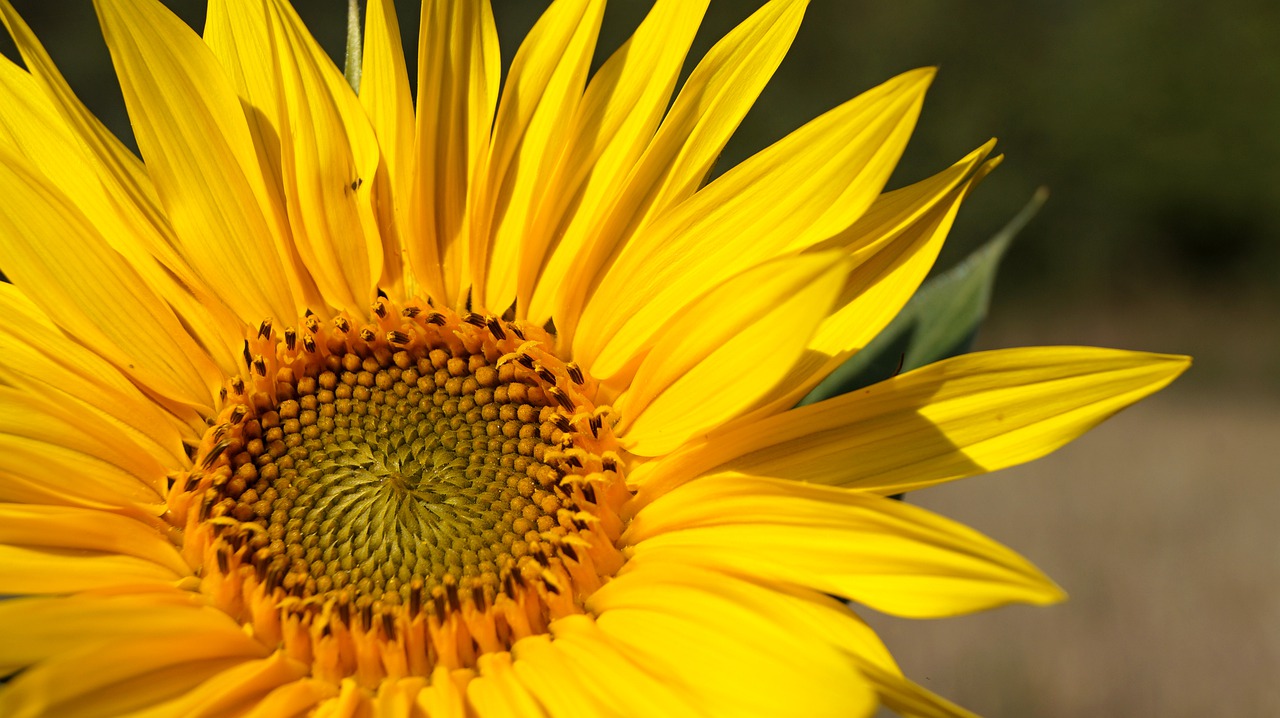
800;187;1049;406
344;0;364;93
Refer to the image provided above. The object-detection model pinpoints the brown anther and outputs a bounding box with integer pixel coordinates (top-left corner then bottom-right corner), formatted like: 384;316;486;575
201;440;231;469
536;367;556;385
486;317;506;341
252;356;267;377
508;323;526;340
305;315;321;334
242;340;253;368
373;300;387;318
515;353;535;369
552;415;572;433
302;335;317;353
402;306;421;318
463;313;486;328
548;387;575;412
284;328;297;351
387;331;410;346
566;363;584;385
358;328;376;342
258;319;273;340
426;312;446;326
334;317;350;333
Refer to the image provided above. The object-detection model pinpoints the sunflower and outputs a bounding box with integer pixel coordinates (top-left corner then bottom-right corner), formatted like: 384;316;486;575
0;0;1187;716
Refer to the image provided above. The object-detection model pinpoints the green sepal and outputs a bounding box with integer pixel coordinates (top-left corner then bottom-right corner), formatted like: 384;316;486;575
799;187;1048;406
344;0;364;92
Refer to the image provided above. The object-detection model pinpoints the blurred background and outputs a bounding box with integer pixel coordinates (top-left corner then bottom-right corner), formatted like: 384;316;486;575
3;1;1276;715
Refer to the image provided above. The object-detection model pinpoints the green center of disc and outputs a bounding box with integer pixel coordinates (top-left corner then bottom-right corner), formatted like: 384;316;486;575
225;345;573;604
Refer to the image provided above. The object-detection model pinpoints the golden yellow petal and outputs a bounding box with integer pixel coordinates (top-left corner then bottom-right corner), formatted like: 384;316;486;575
737;143;999;421
264;0;384;315
0;152;220;413
574;67;934;371
94;0;306;323
472;0;605;313
521;0;710;320
0;632;266;718
589;562;877;718
548;0;810;337
410;0;500;306
0;284;191;456
359;0;416;295
642;346;1191;496
626;473;1065;617
0;592;219;676
0;504;186;576
466;652;547;717
0;545;181;595
241;679;338;718
125;652;309;718
615;252;848;456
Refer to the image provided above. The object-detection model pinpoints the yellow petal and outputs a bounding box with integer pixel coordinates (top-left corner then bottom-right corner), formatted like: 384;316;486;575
472;0;605;312
0;592;214;675
0;284;191;468
0;7;244;379
242;679;338;718
616;252;848;456
738;143;999;421
0;154;220;411
265;0;384;315
125;652;309;718
0;388;171;493
0;503;187;577
575;67;934;372
589;562;877;718
625;473;1065;617
415;666;470;718
643;347;1191;496
94;0;305;323
521;0;710;318
540;616;700;717
409;0;500;305
507;636;603;716
0;631;266;718
466;652;547;718
0;544;182;595
360;0;416;295
549;0;810;335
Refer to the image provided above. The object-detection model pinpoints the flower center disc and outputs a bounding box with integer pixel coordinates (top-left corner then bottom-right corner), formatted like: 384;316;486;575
171;300;628;684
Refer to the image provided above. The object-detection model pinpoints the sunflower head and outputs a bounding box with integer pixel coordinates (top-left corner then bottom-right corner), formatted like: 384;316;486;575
0;0;1187;716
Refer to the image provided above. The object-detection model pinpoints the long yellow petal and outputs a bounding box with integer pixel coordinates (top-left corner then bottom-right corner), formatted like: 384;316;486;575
616;252;848;456
0;151;220;412
202;0;324;315
638;347;1191;497
93;0;305;323
0;545;181;594
242;679;338;718
264;0;384;316
360;0;416;295
625;473;1065;618
736;144;998;422
589;562;877;718
466;652;547;718
0;632;266;718
549;0;809;336
521;0;710;319
575;68;934;372
539;616;701;717
0;592;211;675
410;0;500;306
0;284;190;467
472;0;605;312
0;504;187;576
125;652;309;718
